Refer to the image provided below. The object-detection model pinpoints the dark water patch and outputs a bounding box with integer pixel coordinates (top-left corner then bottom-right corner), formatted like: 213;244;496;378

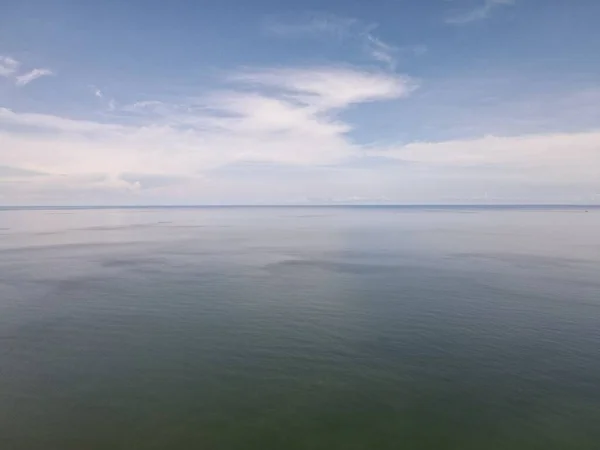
166;224;209;229
0;240;155;255
264;259;405;276
100;257;169;269
80;223;167;231
449;252;594;268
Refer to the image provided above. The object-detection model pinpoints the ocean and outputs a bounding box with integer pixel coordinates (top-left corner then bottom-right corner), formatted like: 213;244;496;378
1;206;599;449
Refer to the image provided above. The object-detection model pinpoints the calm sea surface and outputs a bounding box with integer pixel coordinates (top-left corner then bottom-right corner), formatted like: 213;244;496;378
1;206;599;449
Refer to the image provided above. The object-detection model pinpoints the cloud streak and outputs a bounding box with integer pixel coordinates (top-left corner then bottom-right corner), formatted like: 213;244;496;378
446;0;515;25
363;34;398;69
265;13;411;69
15;68;54;86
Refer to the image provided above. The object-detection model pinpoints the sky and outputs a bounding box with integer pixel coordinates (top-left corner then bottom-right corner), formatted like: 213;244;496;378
1;0;599;205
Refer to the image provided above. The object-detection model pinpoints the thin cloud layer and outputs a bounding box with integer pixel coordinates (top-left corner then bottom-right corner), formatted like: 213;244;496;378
383;132;600;181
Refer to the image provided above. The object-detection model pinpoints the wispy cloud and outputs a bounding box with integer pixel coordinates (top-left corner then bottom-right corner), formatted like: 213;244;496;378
90;86;120;112
0;56;20;77
363;33;398;69
265;13;419;70
231;67;415;109
446;0;515;25
1;56;53;86
0;65;415;184
15;68;54;86
265;13;358;40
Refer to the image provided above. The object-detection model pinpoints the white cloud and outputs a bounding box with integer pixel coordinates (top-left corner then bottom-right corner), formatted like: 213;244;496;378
231;67;415;109
0;56;20;77
0;66;413;182
2;122;600;204
15;68;53;86
446;0;515;25
2;63;599;204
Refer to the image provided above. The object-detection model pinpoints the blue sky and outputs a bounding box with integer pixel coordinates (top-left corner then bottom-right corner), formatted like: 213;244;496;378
1;0;599;204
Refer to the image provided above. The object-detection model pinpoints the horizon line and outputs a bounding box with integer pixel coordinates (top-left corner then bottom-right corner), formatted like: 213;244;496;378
2;204;600;211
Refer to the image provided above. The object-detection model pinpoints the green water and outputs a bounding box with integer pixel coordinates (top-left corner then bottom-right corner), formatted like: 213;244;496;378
1;207;599;449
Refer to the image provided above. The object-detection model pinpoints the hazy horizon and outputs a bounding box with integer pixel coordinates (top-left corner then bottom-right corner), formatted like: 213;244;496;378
3;203;600;210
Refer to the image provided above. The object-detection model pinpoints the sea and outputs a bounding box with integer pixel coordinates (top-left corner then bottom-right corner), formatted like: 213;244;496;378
1;206;599;449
